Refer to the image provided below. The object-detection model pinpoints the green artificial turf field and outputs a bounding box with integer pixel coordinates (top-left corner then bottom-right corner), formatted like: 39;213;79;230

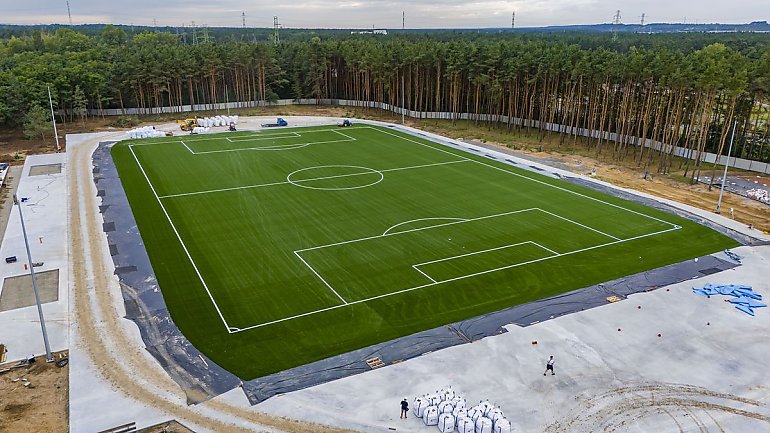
111;124;739;379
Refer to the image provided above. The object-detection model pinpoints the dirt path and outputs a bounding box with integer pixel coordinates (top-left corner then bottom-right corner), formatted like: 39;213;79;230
0;353;69;433
69;133;354;433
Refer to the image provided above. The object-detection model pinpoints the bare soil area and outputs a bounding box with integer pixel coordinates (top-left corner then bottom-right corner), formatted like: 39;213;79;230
0;352;69;433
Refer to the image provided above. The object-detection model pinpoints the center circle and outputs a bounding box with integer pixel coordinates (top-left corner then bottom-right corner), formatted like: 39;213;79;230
286;165;384;190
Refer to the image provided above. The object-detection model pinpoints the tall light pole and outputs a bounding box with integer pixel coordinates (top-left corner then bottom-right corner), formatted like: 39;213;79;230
47;86;61;153
715;120;738;214
401;75;405;125
14;194;53;362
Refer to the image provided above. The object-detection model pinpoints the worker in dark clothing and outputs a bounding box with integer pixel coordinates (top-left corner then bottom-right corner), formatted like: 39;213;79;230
400;398;409;418
544;355;555;376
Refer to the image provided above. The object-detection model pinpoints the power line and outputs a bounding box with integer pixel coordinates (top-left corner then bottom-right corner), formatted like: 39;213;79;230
273;16;281;45
612;10;622;41
242;11;246;28
66;1;73;26
512;11;515;29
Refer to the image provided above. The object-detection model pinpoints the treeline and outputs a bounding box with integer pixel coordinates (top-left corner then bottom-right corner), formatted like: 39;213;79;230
1;26;769;174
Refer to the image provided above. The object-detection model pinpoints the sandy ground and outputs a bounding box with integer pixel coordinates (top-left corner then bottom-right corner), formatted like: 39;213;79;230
0;352;69;433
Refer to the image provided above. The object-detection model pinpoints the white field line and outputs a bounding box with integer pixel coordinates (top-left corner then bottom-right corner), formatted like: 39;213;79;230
295;208;539;253
369;126;680;229
412;240;558;283
128;126;371;146
226;132;300;142
537;208;620;241
413;241;544;268
159;159;469;199
233;224;681;332
412;266;438;283
293;251;348;305
128;145;234;333
181;135;355;155
383;217;469;236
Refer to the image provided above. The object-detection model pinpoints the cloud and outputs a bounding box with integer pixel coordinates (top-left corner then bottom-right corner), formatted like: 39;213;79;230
1;0;767;28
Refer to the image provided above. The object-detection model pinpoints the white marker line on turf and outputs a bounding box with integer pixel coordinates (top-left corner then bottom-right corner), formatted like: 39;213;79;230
233;225;681;332
127;126;371;146
185;138;356;155
226;132;300;142
294;251;348;305
536;208;621;241
383;217;469;236
367;126;679;229
158;159;469;199
413;241;542;268
296;208;539;253
128;145;233;333
412;266;438;283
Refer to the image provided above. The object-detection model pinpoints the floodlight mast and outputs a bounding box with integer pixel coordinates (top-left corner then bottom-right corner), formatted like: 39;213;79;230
715;120;738;214
14;194;54;362
47;86;61;153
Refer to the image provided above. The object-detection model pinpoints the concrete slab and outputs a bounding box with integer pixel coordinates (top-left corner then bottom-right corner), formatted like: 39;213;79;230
0;153;68;362
0;269;59;311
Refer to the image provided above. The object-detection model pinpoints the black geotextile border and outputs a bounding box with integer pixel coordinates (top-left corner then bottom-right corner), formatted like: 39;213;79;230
95;129;746;406
93;142;241;405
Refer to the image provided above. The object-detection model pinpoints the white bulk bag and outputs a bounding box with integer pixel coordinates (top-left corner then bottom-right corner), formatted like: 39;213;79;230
413;397;427;418
467;408;482;422
440;387;456;402
490;409;505;426
423;406;439;426
493;418;511;433
426;394;441;406
453;408;468;421
475;416;493;433
437;413;455;433
452;397;466;410
457;417;475;433
438;401;454;414
233;115;239;124
479;401;493;417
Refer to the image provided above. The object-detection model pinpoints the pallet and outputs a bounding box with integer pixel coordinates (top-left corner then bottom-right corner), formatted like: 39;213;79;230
365;357;385;369
606;296;623;303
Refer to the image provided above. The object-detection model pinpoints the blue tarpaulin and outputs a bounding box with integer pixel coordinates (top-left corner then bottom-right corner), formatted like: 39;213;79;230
692;284;764;316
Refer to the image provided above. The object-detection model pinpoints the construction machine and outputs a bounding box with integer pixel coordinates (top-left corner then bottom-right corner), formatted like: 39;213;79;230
176;118;199;132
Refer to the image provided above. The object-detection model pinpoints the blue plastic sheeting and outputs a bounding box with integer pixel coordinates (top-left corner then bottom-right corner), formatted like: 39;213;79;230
692;284;764;316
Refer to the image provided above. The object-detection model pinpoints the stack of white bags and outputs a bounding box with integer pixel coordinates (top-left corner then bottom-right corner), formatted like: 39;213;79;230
197;115;239;128
126;126;164;139
413;387;511;433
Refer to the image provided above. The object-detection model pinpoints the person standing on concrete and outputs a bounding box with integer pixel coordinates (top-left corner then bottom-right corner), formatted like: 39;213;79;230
544;355;555;376
400;398;409;418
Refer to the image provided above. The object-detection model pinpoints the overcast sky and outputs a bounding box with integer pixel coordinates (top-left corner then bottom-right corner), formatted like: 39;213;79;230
2;0;768;28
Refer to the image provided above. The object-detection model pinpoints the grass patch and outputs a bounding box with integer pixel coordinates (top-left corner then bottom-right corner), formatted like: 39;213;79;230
112;124;738;379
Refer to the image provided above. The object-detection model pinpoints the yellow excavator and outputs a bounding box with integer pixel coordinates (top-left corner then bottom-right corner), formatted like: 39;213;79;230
176;118;199;132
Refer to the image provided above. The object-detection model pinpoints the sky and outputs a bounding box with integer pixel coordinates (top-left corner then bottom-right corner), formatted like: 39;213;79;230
2;0;768;28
